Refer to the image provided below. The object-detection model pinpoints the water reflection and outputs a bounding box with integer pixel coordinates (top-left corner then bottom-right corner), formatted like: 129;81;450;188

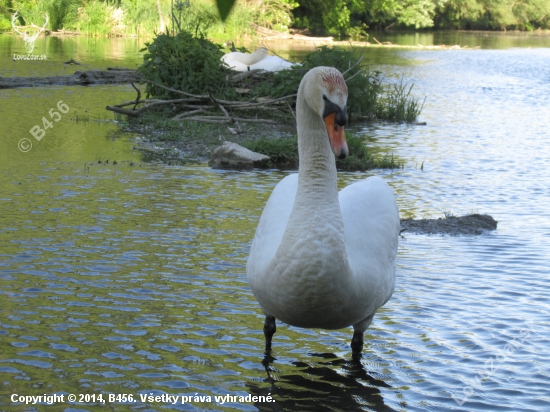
1;35;550;412
252;352;396;411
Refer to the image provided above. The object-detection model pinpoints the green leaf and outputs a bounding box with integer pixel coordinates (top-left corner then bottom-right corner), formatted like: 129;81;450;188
216;0;236;22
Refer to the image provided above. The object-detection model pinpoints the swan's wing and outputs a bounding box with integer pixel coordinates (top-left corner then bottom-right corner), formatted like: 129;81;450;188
249;56;296;72
247;173;298;279
339;176;400;308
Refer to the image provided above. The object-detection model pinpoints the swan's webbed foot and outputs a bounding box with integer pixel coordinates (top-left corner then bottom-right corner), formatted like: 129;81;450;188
263;315;276;352
351;331;364;359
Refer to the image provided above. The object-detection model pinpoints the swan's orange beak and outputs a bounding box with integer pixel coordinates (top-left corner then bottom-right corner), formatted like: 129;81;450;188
324;112;348;159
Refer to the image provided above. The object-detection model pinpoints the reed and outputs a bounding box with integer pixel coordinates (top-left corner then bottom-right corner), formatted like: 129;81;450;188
375;78;425;123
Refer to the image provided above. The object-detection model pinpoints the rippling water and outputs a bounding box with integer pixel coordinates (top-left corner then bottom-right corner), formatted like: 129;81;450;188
1;34;550;411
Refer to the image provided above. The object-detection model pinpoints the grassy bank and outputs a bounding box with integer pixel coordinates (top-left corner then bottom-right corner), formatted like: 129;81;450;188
119;107;404;170
110;32;417;169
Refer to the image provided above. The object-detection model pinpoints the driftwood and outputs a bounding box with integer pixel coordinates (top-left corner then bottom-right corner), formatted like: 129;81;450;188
106;79;296;126
0;69;141;89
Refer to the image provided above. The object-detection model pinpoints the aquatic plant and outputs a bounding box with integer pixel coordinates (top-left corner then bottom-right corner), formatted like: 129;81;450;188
375;78;425;123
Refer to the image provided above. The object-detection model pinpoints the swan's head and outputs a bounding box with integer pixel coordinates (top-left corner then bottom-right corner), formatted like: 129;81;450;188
302;66;349;159
254;47;268;59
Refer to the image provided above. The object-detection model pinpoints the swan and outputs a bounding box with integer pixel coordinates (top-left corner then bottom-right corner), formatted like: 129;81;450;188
246;67;399;357
221;47;268;72
221;46;297;72
248;55;296;72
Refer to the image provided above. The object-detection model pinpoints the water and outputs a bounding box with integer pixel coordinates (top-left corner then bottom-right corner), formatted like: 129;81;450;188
1;33;550;411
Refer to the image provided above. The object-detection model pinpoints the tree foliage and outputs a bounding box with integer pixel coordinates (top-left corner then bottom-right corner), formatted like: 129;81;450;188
0;0;547;37
292;0;549;35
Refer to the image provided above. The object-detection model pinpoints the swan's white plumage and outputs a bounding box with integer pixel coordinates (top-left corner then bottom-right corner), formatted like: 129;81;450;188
249;56;296;72
221;47;296;72
246;66;399;336
247;174;298;280
221;47;267;69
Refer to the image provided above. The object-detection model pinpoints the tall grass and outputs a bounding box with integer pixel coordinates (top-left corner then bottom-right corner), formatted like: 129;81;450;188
2;0;294;37
375;79;425;123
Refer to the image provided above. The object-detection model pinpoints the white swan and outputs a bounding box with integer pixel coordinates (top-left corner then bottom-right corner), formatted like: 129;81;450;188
221;47;268;72
221;47;297;72
246;67;400;357
249;55;296;72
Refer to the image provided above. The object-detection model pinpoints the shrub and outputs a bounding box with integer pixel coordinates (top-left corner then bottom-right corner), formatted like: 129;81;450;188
138;30;235;99
254;45;382;121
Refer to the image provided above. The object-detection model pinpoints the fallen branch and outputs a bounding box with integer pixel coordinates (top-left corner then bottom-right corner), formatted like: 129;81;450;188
210;92;230;118
106;105;149;116
286;99;295;119
114;98;202;108
131;83;141;110
342;55;363;77
107;98;206;116
172;109;206;120
145;80;207;99
179;115;277;124
230;69;264;83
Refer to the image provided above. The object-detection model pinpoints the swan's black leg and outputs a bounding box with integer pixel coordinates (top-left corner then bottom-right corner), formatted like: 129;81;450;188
263;315;276;352
351;331;364;358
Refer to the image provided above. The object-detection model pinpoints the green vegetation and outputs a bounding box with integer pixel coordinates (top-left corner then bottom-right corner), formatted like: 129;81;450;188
125;30;419;168
0;0;297;39
136;35;424;124
138;31;234;99
254;45;423;122
1;0;547;37
376;79;425;123
241;134;404;170
292;0;550;35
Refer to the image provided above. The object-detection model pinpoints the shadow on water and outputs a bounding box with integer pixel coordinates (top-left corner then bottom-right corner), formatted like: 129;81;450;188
248;352;396;412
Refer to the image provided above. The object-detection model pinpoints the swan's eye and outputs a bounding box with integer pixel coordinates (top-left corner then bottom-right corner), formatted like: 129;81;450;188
323;95;327;101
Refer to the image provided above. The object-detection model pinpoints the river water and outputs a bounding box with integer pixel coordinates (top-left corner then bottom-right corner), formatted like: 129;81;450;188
0;33;549;411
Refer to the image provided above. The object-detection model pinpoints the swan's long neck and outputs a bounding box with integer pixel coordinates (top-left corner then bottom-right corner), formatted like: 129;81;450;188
269;86;349;282
295;92;340;212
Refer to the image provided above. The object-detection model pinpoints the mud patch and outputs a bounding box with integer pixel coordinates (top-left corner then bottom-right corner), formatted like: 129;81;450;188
400;214;497;236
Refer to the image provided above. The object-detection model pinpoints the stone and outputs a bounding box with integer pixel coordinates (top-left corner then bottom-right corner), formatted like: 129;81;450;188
208;141;269;169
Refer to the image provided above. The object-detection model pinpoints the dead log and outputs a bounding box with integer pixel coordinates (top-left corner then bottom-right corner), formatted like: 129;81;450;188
0;69;141;89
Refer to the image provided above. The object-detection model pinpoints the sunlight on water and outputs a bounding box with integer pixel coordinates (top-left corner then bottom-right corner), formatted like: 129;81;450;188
1;34;549;411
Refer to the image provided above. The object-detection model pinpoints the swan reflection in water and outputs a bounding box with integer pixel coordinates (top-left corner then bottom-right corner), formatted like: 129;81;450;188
246;352;397;412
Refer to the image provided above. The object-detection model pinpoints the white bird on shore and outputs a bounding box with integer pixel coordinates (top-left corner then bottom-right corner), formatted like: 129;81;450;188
221;47;268;72
249;55;296;72
221;46;297;72
246;67;399;357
